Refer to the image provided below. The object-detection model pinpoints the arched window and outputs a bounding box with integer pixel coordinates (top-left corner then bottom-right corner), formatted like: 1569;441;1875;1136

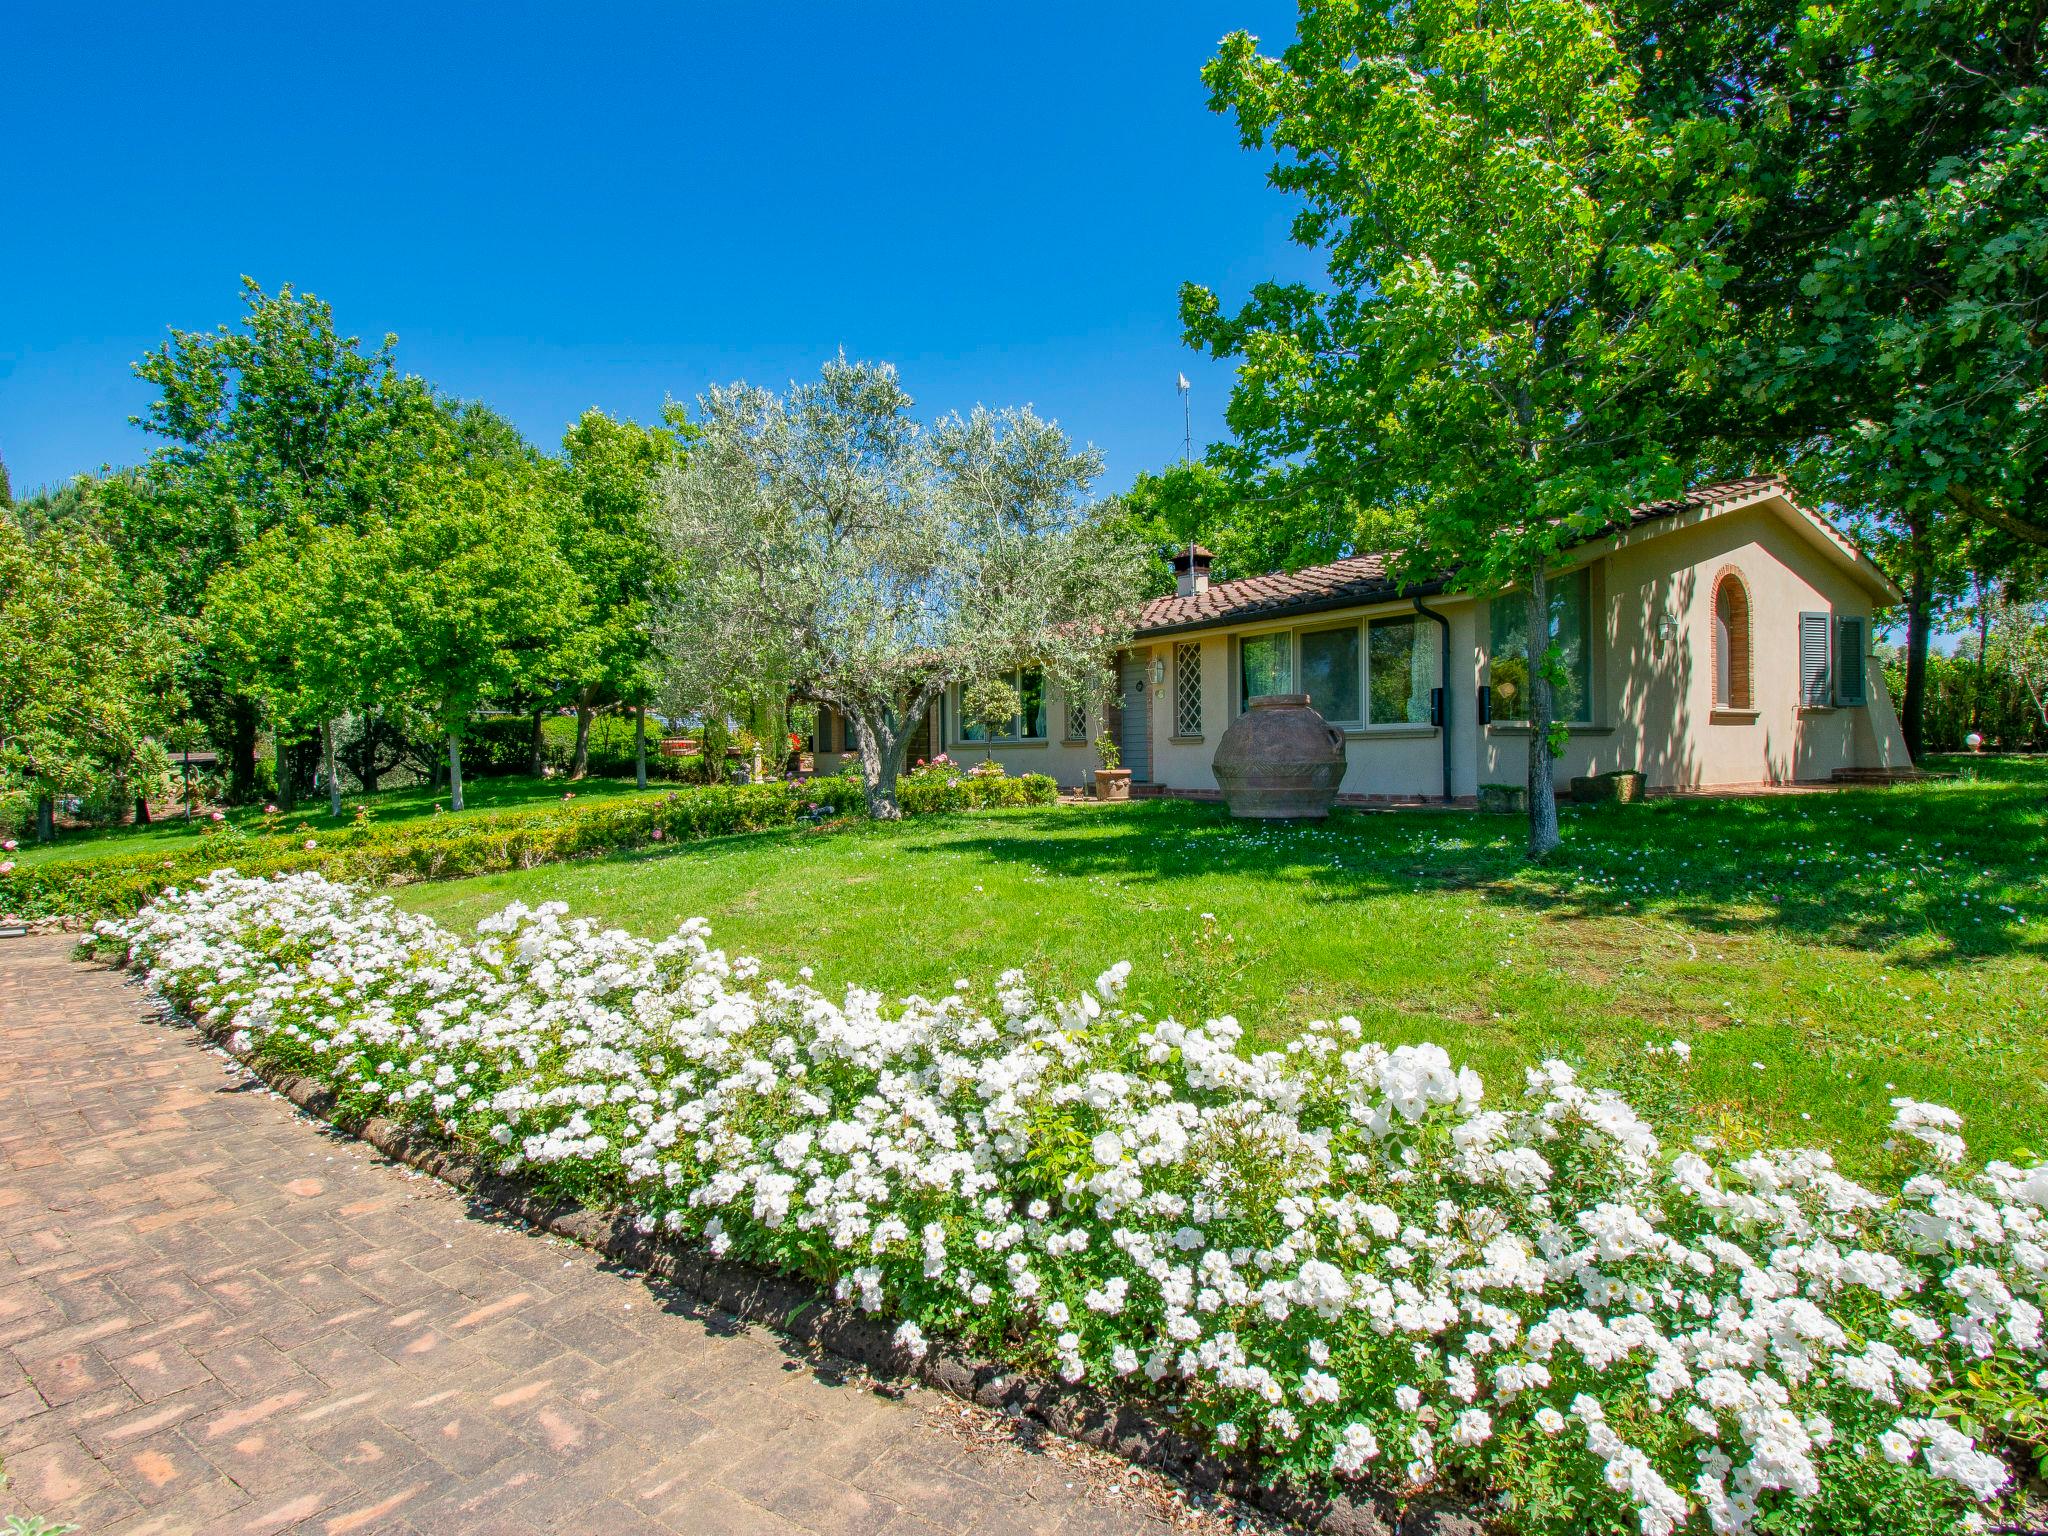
1713;570;1753;711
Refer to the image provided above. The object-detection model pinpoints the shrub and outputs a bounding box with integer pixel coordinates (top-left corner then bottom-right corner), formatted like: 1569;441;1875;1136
896;757;1058;814
106;872;2044;1536
1;778;867;920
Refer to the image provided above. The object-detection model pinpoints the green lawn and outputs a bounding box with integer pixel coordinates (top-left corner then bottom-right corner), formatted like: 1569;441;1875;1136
394;755;2048;1171
14;773;659;870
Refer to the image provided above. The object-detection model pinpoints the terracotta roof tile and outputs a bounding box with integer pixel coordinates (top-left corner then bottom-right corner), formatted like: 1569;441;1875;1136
1135;477;1788;637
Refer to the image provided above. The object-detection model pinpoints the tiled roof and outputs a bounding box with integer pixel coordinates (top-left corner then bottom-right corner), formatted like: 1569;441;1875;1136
1135;476;1789;637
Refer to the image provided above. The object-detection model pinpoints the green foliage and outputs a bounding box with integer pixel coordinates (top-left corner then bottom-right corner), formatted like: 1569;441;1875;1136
0;780;866;920
1112;461;1412;587
959;675;1021;748
550;407;692;709
119;277;408;612
892;763;1058;814
1882;646;2048;754
1637;0;2048;552
0;514;179;832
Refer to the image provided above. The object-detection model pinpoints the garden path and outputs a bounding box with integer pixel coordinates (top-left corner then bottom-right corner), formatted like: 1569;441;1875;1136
0;936;1214;1535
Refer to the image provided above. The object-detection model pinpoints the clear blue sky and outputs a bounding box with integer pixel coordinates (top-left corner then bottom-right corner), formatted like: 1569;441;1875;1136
1;3;1319;500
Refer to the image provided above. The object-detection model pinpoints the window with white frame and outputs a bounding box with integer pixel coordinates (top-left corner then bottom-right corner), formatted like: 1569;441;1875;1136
1487;569;1594;724
1368;617;1439;724
1066;691;1088;740
1174;641;1202;737
1239;632;1292;707
1299;625;1362;723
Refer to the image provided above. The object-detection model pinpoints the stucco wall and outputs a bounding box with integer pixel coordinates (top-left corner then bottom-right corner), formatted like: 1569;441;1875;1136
1476;501;1907;789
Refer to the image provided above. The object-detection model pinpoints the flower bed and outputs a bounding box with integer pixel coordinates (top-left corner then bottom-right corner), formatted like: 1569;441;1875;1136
101;872;2048;1536
3;779;867;920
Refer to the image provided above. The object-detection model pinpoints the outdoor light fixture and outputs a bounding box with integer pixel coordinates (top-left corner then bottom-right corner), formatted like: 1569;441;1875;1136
1152;657;1167;685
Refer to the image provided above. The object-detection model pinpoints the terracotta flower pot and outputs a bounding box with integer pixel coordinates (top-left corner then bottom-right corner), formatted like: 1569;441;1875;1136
1211;694;1346;819
1094;768;1132;802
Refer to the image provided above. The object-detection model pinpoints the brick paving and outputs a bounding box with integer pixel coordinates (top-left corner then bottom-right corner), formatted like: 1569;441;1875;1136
0;935;1200;1535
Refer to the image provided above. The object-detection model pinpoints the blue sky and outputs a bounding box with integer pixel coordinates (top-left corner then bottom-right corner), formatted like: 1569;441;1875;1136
1;3;1319;499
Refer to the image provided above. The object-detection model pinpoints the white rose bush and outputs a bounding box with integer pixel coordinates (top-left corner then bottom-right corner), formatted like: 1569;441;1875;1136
100;871;2048;1536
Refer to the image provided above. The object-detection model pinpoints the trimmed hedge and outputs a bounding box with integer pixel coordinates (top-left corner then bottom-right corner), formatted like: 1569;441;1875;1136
1;778;867;921
895;768;1059;813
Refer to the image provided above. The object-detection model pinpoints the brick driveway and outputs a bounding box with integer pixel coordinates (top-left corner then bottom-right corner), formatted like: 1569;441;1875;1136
0;936;1191;1535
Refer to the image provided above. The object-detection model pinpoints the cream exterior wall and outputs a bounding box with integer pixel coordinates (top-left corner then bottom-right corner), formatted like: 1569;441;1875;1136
808;494;1908;797
1474;500;1908;789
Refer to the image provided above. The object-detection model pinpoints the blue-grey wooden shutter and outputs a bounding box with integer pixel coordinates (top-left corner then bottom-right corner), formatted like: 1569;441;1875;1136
1835;617;1867;706
1799;612;1832;706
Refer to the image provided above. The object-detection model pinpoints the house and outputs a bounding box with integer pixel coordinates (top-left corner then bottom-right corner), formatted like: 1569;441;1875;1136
811;477;1913;801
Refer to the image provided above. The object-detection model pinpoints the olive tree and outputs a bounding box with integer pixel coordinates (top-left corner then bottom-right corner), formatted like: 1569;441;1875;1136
653;357;1143;817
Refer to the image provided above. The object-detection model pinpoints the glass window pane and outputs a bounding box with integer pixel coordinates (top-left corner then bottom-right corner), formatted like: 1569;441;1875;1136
1300;627;1360;722
1369;618;1438;724
1487;570;1591;723
1018;670;1046;739
1240;633;1292;706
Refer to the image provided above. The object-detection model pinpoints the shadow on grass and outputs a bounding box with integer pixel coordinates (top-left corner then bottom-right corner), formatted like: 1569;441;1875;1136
919;757;2048;967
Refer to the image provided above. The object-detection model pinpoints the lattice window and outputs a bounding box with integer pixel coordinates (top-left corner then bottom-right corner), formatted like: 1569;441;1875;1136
1174;640;1203;737
1066;694;1088;740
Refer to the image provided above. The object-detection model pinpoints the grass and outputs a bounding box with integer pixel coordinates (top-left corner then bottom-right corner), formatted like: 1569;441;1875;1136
392;754;2048;1172
12;773;659;870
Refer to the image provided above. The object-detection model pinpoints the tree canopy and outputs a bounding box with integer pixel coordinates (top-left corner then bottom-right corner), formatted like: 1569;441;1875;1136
1184;0;1732;853
652;357;1144;816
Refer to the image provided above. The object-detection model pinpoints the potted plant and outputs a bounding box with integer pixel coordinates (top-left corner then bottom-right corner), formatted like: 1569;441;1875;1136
1093;734;1131;802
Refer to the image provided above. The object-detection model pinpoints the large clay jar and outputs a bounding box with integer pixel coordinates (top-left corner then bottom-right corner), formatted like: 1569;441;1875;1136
1211;694;1347;819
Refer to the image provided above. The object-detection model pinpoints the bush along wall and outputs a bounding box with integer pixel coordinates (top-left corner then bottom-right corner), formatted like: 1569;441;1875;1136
0;778;868;921
102;870;2046;1536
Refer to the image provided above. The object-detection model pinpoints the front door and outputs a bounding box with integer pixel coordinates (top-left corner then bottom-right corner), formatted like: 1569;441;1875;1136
1119;654;1151;784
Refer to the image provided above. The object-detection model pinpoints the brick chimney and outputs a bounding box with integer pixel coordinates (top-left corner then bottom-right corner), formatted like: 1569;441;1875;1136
1170;544;1214;598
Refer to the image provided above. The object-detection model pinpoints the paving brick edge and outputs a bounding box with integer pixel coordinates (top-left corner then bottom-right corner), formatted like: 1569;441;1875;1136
122;960;1484;1536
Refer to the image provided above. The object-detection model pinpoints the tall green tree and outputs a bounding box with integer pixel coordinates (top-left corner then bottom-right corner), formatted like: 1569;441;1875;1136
377;409;583;812
0;515;179;840
653;358;1144;818
1623;0;2048;756
113;278;409;796
206;521;397;817
1184;0;1729;855
553;408;692;780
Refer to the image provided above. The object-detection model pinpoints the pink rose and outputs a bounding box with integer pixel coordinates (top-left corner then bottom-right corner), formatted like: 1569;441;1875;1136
0;861;13;876
303;839;317;851
263;804;279;814
650;827;665;841
1;839;15;851
210;809;226;823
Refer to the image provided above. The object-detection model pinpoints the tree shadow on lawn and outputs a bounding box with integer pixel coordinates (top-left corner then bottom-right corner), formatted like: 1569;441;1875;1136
929;762;2048;968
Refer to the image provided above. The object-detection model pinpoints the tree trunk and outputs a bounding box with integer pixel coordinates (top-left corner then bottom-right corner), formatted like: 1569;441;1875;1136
36;796;55;844
570;689;597;779
1525;568;1562;860
635;703;648;790
448;733;466;813
849;702;926;820
529;706;547;777
1902;563;1933;764
274;729;293;810
229;696;260;802
359;711;379;795
322;719;342;818
134;795;151;826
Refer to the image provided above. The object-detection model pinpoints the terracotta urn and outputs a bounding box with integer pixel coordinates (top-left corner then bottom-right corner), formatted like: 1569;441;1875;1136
1211;694;1346;819
1094;768;1132;802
